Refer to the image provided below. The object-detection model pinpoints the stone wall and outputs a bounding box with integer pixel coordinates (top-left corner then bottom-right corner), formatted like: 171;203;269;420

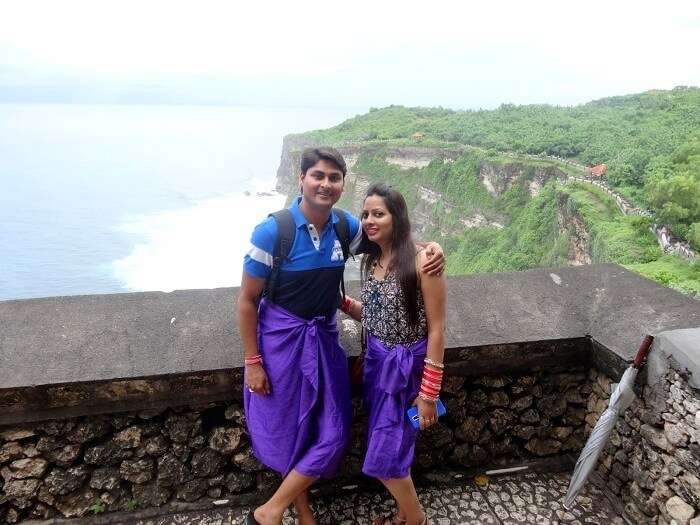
1;365;594;522
3;269;700;522
588;368;700;524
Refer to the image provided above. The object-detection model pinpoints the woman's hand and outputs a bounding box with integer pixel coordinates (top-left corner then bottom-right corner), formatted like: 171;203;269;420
245;364;270;395
413;396;438;430
420;242;445;276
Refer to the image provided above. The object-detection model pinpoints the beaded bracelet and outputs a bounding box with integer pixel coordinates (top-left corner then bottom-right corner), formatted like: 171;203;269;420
424;358;444;369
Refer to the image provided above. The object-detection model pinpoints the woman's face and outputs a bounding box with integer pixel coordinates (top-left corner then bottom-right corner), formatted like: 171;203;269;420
362;195;393;246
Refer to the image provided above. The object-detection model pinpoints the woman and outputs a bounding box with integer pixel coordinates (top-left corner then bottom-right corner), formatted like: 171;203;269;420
340;183;447;525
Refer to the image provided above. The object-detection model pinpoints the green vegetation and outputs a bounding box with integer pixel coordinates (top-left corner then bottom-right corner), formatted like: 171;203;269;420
291;88;700;298
628;256;700;298
300;87;700;249
89;500;106;515
562;182;661;265
644;138;700;244
341;150;698;299
447;182;568;273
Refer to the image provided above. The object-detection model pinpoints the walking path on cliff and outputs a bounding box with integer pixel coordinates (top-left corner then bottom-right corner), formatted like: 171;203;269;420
125;471;623;525
480;147;695;260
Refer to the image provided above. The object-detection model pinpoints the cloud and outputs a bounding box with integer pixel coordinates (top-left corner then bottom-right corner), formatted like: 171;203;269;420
1;0;699;107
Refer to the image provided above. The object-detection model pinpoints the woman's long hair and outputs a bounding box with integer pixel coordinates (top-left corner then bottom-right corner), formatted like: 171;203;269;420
361;183;421;327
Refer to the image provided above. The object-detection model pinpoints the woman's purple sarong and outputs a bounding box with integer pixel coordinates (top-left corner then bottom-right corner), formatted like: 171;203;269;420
362;334;428;479
244;299;352;479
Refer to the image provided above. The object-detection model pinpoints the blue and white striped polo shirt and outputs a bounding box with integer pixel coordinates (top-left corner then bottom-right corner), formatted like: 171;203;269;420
244;197;363;319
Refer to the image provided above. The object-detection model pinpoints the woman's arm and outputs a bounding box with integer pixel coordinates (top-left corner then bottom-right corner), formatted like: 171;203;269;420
418;250;446;372
413;249;447;429
237;273;270;395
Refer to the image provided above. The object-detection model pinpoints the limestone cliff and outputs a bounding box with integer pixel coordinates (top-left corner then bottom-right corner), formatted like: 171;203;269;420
276;137;461;211
479;163;567;198
275;136;572;241
556;192;592;266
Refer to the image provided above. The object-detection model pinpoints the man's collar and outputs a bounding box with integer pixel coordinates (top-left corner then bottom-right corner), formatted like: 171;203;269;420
290;197;339;229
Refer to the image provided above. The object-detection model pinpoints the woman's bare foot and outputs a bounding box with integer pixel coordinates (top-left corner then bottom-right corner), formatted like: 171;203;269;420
296;509;317;525
252;505;283;525
294;501;316;524
293;490;316;525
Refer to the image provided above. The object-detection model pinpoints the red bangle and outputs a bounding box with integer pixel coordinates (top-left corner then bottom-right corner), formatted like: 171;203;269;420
245;355;263;366
420;381;441;393
340;296;353;314
419;391;439;402
420;384;440;394
422;371;442;382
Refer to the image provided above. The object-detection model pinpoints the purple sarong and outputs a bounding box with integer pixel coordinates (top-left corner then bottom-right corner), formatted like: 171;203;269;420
243;299;351;479
362;334;428;479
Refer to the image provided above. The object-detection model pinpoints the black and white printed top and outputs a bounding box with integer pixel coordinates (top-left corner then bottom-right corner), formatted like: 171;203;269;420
361;260;428;348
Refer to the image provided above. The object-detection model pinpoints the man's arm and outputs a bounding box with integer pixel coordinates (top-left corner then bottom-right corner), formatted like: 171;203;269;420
237;273;270;394
417;241;445;276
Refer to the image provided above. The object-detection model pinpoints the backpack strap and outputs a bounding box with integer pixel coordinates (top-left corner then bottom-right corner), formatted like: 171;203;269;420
265;209;296;303
332;207;351;263
332;208;352;302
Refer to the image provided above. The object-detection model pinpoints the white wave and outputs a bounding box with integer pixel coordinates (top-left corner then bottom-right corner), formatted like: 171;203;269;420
112;189;286;292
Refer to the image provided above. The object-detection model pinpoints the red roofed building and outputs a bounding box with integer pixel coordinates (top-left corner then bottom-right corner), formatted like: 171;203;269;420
587;163;608;177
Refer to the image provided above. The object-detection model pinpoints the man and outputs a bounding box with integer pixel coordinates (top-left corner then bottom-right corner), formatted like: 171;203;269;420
238;147;443;525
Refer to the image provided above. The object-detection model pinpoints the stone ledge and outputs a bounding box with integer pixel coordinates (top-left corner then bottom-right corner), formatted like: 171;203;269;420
2;264;699;425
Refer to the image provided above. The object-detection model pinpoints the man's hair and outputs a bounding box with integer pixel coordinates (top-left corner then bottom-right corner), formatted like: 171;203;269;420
300;147;347;177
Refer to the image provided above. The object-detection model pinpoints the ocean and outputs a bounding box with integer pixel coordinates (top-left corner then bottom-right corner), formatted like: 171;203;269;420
0;104;363;300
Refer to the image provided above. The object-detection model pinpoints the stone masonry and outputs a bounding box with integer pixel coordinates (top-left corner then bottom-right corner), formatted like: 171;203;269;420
587;367;700;524
0;366;594;522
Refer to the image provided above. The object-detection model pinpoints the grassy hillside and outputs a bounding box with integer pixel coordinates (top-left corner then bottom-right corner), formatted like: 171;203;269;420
301;87;700;249
291;88;700;299
344;149;700;299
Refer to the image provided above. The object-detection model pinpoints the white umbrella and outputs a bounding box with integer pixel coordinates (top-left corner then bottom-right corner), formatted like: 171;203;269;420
563;335;654;510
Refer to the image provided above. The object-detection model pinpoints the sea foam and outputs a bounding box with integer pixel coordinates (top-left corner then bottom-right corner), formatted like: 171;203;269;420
112;186;285;292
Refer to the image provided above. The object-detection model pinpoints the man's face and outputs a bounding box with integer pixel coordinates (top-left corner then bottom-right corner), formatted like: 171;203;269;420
299;159;345;211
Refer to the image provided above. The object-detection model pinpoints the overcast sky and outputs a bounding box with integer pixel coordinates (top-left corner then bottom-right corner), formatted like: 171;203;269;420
1;0;699;109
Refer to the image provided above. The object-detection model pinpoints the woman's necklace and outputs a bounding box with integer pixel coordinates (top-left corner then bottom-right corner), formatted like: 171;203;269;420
374;250;393;278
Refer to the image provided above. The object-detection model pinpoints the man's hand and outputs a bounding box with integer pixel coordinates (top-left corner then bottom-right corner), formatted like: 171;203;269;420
245;363;270;395
421;241;445;276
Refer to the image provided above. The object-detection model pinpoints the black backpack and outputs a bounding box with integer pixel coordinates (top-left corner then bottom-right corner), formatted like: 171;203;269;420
264;208;352;303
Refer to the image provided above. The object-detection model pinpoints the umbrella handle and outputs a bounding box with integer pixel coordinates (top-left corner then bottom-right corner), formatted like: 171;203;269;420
632;335;654;369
